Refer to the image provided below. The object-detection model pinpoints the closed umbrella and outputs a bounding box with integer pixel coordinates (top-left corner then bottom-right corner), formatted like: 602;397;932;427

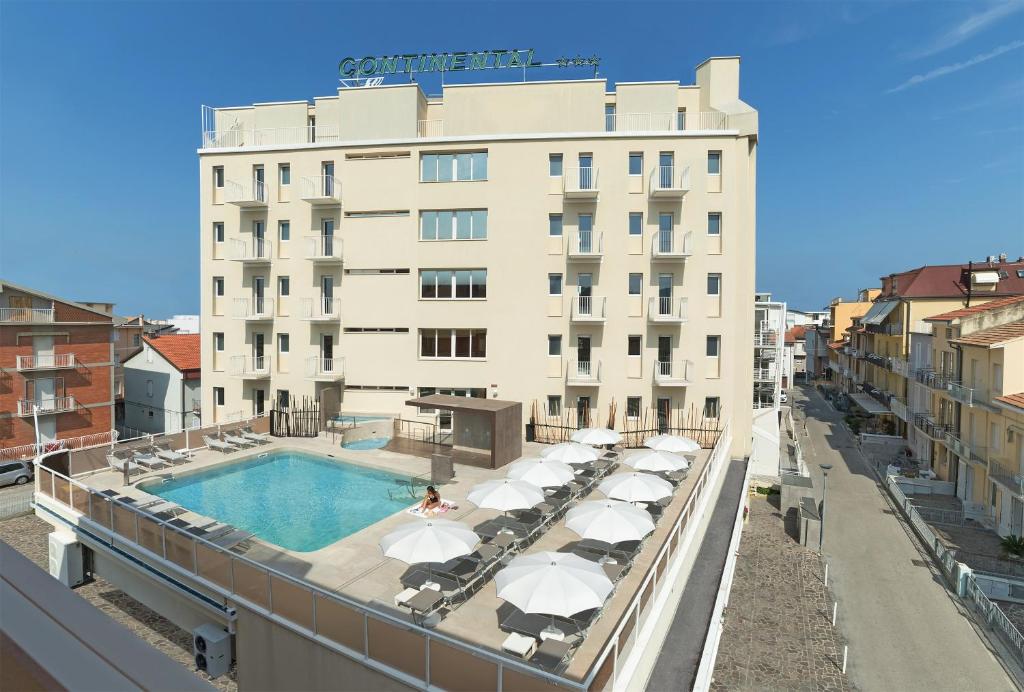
507;457;576;488
643;433;699;454
626;449;691;473
468;479;545;518
379;519;478;587
541;442;600;464
598;472;673;503
565;500;655;557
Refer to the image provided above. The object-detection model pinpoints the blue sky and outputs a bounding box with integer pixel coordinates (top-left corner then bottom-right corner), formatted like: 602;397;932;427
1;1;1022;315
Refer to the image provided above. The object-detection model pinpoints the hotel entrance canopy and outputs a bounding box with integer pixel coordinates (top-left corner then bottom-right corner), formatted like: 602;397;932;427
405;395;522;469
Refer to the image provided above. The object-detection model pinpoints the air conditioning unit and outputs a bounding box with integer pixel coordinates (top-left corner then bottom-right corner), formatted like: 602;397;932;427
48;531;84;588
192;623;232;678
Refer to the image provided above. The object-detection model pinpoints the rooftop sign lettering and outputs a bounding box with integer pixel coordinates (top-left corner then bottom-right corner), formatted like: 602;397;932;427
339;49;599;79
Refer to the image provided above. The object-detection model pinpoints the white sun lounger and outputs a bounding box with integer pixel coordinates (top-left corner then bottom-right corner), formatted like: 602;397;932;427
222;433;254;448
203;435;236;453
240;426;270;444
106;452;141;475
152;443;187;463
132;450;169;470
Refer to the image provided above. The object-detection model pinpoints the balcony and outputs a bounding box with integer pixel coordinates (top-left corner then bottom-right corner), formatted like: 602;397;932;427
944;431;972;460
225;178;268;207
989;459;1024;496
651;231;692;260
947;381;986;408
909;320;933;335
300;175;342;205
913;413;952;441
232;297;275;321
300;297;339;322
890;397;910;422
653;360;693;387
754;367;774;383
305;235;343;263
230;355;271;379
0;307;54;323
648;297;688;324
865;352;888;368
570;296;606;323
648;165;690;198
566;231;603;261
865;322;903;336
17;396;77;417
417;119;443;137
562;168;599;199
849;349;861;359
16;354;76;371
566;360;601;386
605;111;732;132
202;124;340;150
230;239;273;264
754;332;778;348
889;357;911;377
306;357;345;382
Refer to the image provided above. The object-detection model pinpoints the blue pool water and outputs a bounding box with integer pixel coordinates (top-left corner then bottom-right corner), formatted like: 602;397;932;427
342;437;391;450
334;414;390;425
139;452;413;552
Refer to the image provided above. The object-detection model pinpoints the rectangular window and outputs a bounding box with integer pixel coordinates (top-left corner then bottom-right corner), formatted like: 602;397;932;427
628;335;641;357
420;210;487;240
628;212;643;236
549;154;563;177
419;329;487;359
278;276;289;296
708;151;722;175
549;214;563;237
659;213;673;232
213;332;224;351
707;273;722;296
213;387;225;406
547;395;562;417
676;109;686;131
549;273;563;296
628;152;643;176
420;152;488;182
706;335;721;357
704;397;720;419
419;269;487;299
213;166;224;188
279;164;290;185
628;273;642;296
626;396;641;418
145;379;153;398
605;105;615;132
213;277;224;297
213;222;224;243
279;220;290;241
278;333;290;353
548;335;562;356
708;212;722;236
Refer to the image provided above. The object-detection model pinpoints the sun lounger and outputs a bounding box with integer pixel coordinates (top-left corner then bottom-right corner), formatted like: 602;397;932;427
222;432;254;448
240;426;270;444
151;443;187;464
499;608;587;645
132;450;169;470
532;638;574;672
106;452;142;475
203;435;236;453
400;586;446;625
576;539;642;564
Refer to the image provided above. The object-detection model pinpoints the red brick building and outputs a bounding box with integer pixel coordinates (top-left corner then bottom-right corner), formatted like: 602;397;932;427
1;280;115;456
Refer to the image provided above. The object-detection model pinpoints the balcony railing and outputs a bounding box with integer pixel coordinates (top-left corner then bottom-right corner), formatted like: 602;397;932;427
232;297;274;321
913;413;953;441
305;235;343;262
306;357;345;382
17;396;77;417
225;178;268;207
654;360;693;387
989;459;1024;496
230;238;273;263
606;111;731;132
914;368;957;390
910;320;933;335
567;231;603;260
202;124;340;149
649;165;690;197
890;397;909;422
865;322;903;336
754;367;774;382
648;297;688;323
754;332;778;347
889;357;911;377
230;355;271;379
16;354;76;371
0;307;54;323
300;297;338;321
944;431;973;460
651;231;692;259
865;352;888;368
563;167;599;198
416;119;444;138
566;360;601;385
301;175;342;205
570;296;606;322
947;382;986;408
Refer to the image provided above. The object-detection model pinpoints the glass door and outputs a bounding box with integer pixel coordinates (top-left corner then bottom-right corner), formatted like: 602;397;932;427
253;220;266;258
578;154;593;189
658;336;672;376
578;214;593;254
577;396;591;428
322;162;335;196
578;273;593;316
253;276;266;315
321;275;334;315
658;274;673;315
659;212;673;253
255;389;265;415
577;336;592;378
254;166;265;202
659;152;674;188
322;334;334;372
321;217;334;257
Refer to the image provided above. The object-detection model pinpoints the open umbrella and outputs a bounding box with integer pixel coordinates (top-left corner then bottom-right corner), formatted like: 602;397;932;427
598;472;673;503
467;479;545;519
626;449;691;473
643;433;699;454
565;500;655;547
506;457;576;488
379;519;478;586
541;442;600;464
571;427;622;446
495;551;613;637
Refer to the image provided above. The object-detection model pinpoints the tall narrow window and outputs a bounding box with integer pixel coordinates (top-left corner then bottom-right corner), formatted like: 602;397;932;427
279;164;290;185
278;333;290;353
279;220;290;241
628;212;643;236
605;105;615;132
213;277;224;297
628;335;641;356
547;395;562;417
549;214;563;237
708;151;722;175
628;273;642;296
278;276;290;297
626;397;641;418
706;335;721;357
213;166;224;188
676;109;686;131
549;273;563;296
213;387;225;406
549;154;563;177
548;335;562;356
213;222;224;243
708;212;722;236
704;397;720;418
707;273;722;296
213;332;224;352
628;152;643;176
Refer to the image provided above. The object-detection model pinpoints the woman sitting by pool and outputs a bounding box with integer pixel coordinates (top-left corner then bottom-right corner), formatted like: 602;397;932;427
419;486;442;512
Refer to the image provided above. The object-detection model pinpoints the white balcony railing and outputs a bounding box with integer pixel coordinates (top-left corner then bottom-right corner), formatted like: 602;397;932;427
947;382;985;408
230;238;273;263
300;175;342;204
300;297;338;321
417;120;444;138
654;360;694;386
225;178;268;206
567;360;601;385
910;320;933;335
232;297;275;321
648;297;688;323
651;231;693;259
306;356;345;381
0;307;54;323
649;165;690;197
754;367;774;382
305;235;343;262
889;357;911;377
567;231;603;260
890;397;910;422
17;396;77;417
16;354;76;371
230;355;271;379
202;124;340;150
606;111;732;132
571;296;607;322
563;167;600;197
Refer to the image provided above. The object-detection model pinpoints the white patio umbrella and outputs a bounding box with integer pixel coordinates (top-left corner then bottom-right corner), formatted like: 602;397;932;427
626;449;691;474
565;500;655;546
379;519;478;586
643;433;700;454
540;441;600;464
571;427;622;446
467;479;545;519
506;457;576;488
598;472;673;503
495;551;613;636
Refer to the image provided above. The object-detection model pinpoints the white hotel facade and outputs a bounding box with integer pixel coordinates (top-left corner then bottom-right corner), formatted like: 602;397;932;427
199;56;758;457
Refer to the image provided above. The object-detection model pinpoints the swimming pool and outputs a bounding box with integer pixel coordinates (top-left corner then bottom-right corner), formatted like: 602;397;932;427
342;437;390;450
333;414;391;425
139;452;414;552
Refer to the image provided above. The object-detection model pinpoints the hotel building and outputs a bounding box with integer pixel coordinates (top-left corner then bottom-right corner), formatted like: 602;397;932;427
198;56;758;456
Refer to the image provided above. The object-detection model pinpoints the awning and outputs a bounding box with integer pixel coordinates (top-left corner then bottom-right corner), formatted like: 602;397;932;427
849;393;891;415
862;300;899;326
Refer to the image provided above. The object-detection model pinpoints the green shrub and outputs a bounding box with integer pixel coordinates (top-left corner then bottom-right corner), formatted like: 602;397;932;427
754;485;779;496
1002;535;1024;558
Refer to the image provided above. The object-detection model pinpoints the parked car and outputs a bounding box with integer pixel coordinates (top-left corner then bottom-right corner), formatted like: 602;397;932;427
0;461;34;487
780;390;789;403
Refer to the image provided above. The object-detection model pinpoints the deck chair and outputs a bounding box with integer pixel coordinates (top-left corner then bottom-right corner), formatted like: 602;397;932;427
132;449;169;470
221;431;254;448
240;426;270;444
203;435;236;453
151;443;187;464
106;451;141;475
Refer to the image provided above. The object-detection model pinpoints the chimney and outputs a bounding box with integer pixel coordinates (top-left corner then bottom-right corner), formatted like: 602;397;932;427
999;253;1008;263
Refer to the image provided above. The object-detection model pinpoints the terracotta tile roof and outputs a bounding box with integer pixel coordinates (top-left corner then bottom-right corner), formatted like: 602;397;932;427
144;334;200;373
828;340;846;350
785;326;807;343
880;261;1024;299
995;393;1024;412
925;295;1024;322
952;320;1024;347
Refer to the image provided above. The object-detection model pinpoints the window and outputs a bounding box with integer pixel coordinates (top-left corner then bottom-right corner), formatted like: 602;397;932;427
420;152;488;182
704;397;720;418
605;105;615;132
628;273;642;296
278;276;290;296
549;273;563;296
628;335;642;357
213;332;224;352
278;333;289;353
549;214;563;237
707;273;722;296
659;212;673;232
676;109;686;131
706;335;721;357
548;335;562;356
628;152;643;176
345;210;409;218
279;164;290;185
279;221;290;242
213;387;225;406
628;212;643;236
708;151;721;175
132;334;141;347
708;212;722;236
419;210;487;240
213;166;224;188
626;396;641;418
420;269;487;299
546;395;562;417
419;329;487;359
549;154;563;177
345;268;410;275
277;390;290;408
213;277;224;297
213;222;224;243
146;380;153;397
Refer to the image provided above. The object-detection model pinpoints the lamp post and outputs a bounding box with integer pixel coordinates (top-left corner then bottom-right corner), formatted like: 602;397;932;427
819;463;833;552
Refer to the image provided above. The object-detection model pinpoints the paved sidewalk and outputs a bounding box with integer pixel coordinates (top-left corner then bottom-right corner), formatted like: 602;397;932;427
796;385;1014;692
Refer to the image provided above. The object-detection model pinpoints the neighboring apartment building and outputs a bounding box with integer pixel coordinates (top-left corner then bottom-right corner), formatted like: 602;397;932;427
123;334;202;434
753;294;785;410
820;289;880;386
786;308;827;329
199;56;759;456
785;325;807;385
0;280;115;454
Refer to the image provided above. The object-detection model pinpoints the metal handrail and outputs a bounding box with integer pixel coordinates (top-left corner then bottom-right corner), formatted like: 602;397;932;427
564;167;599;193
567;360;602;383
306;356;345;379
225;177;267;204
16;353;76;370
648;297;688;320
230;238;273;262
17;396;77;417
0;306;55;323
304;235;343;260
572;295;606;319
300;296;337;320
229;355;271;377
652;230;693;257
649;165;690;192
232;297;275;320
301;175;341;201
568;230;603;256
